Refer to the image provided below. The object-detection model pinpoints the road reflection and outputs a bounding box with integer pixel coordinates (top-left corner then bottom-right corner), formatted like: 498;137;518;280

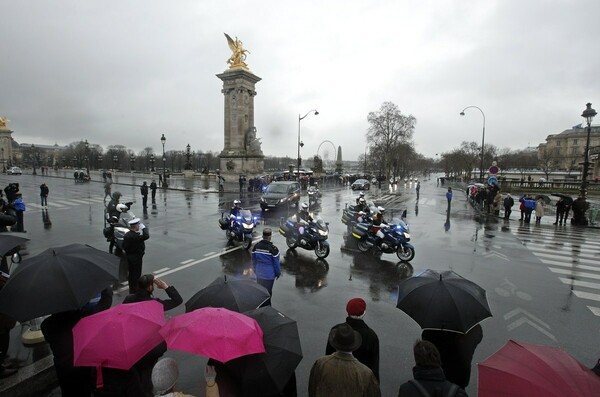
281;249;329;293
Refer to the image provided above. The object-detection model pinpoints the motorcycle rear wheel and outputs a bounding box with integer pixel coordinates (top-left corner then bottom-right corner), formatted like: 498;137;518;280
286;237;298;249
397;246;415;262
357;239;370;253
315;242;330;259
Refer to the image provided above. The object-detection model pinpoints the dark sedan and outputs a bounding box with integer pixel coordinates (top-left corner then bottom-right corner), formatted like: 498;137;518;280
351;179;370;190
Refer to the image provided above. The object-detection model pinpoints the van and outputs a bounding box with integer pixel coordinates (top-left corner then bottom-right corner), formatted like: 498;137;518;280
260;181;301;211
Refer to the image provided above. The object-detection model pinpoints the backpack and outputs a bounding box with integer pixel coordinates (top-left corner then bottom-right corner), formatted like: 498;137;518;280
409;379;458;397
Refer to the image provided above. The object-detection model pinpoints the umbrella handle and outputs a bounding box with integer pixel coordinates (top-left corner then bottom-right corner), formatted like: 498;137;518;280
96;365;104;389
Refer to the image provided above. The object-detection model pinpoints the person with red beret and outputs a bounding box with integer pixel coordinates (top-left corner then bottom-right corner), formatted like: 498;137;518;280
325;297;380;381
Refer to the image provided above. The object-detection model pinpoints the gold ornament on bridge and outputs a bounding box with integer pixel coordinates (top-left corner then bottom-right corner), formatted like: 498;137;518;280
224;33;250;70
0;117;9;128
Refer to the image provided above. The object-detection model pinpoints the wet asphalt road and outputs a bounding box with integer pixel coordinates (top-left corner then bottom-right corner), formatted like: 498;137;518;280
3;172;600;396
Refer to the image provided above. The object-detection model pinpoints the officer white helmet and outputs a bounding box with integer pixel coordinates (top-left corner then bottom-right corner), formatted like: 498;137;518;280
116;204;128;213
377;206;385;213
359;192;365;197
301;202;309;211
233;199;241;207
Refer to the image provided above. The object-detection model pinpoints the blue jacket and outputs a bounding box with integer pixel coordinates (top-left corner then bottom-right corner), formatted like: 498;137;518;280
252;239;281;280
446;191;453;201
13;197;26;212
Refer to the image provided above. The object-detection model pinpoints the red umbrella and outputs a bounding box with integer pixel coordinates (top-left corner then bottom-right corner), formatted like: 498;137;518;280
73;301;166;387
479;340;600;397
159;307;265;363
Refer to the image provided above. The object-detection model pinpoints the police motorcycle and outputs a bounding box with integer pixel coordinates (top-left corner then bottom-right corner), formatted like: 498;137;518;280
351;210;415;262
103;203;136;255
279;203;330;259
218;206;257;250
341;197;375;233
307;185;321;206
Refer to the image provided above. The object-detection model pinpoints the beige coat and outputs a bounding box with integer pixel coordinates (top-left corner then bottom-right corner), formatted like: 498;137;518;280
535;199;545;217
308;352;380;397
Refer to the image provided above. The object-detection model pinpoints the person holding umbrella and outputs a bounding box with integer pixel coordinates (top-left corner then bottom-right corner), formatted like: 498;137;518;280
422;324;483;389
398;339;467;397
325;298;380;381
123;218;150;294
554;197;567;225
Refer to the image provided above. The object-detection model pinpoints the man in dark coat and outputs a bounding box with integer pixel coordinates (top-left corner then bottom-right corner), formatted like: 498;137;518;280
503;193;514;220
41;288;113;397
326;298;380;381
554;197;567;225
397;339;467;397
421;324;483;389
123;274;182;395
149;180;158;203
140;181;149;209
122;218;150;294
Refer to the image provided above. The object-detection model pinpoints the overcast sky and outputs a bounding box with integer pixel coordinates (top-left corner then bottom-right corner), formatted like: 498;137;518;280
1;0;599;162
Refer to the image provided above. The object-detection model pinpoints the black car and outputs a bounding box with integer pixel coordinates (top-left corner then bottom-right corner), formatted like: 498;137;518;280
351;179;370;190
260;181;301;211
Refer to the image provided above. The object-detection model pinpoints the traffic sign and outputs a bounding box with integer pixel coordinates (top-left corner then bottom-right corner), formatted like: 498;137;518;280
488;176;498;185
489;165;500;175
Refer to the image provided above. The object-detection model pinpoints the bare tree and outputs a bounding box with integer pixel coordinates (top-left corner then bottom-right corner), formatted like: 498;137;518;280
366;102;416;179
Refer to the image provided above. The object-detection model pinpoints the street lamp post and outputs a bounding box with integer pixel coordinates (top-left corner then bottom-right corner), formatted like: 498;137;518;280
460;106;486;182
84;139;90;175
161;134;168;188
580;102;597;199
98;154;103;170
1;148;4;173
130;154;135;172
150;154;155;172
298;109;319;180
185;144;192;170
113;155;118;171
31;144;37;175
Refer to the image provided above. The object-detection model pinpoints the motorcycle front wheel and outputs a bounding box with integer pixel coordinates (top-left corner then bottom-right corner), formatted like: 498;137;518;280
286;237;298;249
315;242;330;259
397;245;415;262
242;238;252;250
357;239;370;253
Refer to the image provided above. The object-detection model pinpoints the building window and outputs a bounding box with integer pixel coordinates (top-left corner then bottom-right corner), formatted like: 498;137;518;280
572;148;578;155
573;139;578;145
556;141;561;146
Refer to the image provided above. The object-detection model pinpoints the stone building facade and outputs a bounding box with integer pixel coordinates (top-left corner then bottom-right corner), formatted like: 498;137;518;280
538;124;599;179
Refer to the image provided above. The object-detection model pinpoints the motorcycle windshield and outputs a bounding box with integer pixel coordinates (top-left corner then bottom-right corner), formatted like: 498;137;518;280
315;217;328;231
391;218;409;232
238;209;253;223
119;212;136;226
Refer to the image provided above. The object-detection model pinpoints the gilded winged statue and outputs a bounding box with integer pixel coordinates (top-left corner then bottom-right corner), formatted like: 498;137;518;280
0;117;9;128
224;33;249;69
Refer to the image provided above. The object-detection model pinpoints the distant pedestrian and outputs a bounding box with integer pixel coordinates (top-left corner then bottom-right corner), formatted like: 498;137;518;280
122;218;150;294
11;193;25;233
493;191;502;216
40;183;49;208
422;323;483;389
416;181;420;200
150;180;158;203
251;228;280;306
102;170;107;183
159;173;163;186
218;175;225;192
309;323;380;397
446;187;452;213
503;193;514;220
140;181;149;209
554;197;566;225
397;339;467;397
326;298;380;381
535;197;544;224
239;175;244;192
103;182;112;201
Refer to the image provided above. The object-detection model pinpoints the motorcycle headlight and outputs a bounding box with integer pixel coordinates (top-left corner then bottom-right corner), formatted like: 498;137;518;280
243;223;254;229
318;229;328;236
404;232;410;239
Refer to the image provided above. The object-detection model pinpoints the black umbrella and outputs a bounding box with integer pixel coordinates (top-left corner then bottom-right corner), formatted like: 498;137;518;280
535;194;551;205
0;235;28;257
185;276;270;313
0;243;119;322
224;306;302;396
396;269;492;333
551;192;574;206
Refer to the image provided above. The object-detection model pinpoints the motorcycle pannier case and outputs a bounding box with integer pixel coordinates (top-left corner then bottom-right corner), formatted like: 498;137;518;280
352;223;368;238
218;218;229;230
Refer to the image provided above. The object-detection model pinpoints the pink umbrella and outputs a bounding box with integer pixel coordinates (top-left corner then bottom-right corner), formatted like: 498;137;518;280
73;301;166;387
160;307;265;363
479;340;600;397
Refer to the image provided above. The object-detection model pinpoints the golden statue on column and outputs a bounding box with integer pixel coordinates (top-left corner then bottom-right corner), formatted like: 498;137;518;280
224;33;250;70
0;117;9;129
